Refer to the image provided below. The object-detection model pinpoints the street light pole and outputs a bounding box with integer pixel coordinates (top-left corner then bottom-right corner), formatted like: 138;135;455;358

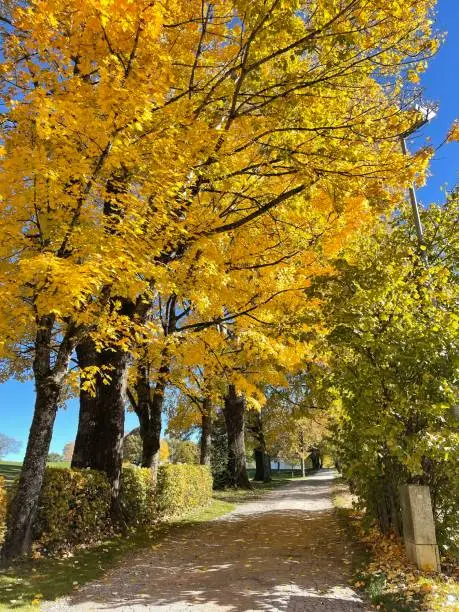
400;135;425;248
399;103;437;262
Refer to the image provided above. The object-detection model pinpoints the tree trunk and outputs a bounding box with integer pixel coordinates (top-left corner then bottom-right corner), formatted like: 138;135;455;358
1;317;74;563
132;297;175;481
249;410;271;482
222;385;251;488
89;346;129;517
1;378;60;561
310;448;320;470
300;430;306;477
72;338;100;469
200;399;212;467
254;449;271;482
135;364;164;482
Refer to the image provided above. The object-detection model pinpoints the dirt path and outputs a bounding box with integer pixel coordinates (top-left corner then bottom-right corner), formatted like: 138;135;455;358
44;469;368;611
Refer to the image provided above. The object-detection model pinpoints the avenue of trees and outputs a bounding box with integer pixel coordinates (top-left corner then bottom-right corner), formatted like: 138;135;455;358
1;0;457;565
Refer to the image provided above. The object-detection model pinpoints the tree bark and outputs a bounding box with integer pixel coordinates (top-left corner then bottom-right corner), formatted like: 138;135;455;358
71;339;130;516
134;363;165;481
222;385;251;488
88;345;129;517
248;410;271;482
1;316;74;563
200;399;212;467
300;430;306;477
72;296;144;509
72;338;100;469
131;295;176;480
310;447;320;470
254;449;271;482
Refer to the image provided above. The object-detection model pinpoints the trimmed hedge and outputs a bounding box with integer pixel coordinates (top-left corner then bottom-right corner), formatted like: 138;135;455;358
155;464;213;517
2;464;212;553
0;476;6;538
120;464;154;527
34;468;112;552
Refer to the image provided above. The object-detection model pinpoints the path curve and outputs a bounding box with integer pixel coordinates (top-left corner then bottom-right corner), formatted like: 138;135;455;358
45;470;368;611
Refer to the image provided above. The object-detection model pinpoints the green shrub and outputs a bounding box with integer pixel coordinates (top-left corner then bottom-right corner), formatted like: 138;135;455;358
34;468;112;552
0;475;5;538
155;464;213;517
120;464;154;527
4;463;213;554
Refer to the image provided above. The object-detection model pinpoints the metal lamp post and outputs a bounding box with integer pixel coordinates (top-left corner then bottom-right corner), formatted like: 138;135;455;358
400;104;437;258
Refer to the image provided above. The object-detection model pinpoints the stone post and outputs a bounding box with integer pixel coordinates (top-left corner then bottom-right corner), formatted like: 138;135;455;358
399;484;440;572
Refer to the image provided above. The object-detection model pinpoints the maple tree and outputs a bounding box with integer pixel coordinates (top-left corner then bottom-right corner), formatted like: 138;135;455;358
0;0;438;560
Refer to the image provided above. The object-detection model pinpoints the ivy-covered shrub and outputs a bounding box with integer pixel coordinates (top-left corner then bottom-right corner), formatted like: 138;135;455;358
34;468;112;552
120;464;154;527
155;464;212;517
0;476;6;538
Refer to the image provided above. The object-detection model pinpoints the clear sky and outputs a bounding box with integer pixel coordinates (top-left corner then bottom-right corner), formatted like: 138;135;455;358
416;0;459;204
0;0;458;461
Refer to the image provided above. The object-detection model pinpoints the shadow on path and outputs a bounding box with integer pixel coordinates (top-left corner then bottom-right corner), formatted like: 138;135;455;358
44;470;368;611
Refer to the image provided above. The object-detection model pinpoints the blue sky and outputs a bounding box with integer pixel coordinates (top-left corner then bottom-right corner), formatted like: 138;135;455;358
1;0;458;461
416;0;459;204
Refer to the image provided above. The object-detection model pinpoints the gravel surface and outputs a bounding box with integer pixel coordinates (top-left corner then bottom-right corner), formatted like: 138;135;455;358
43;469;368;611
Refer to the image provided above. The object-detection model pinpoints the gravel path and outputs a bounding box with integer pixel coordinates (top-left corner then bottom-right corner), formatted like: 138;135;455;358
44;469;368;611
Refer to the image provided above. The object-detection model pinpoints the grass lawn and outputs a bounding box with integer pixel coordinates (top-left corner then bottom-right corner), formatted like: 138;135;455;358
0;462;70;488
0;462;22;487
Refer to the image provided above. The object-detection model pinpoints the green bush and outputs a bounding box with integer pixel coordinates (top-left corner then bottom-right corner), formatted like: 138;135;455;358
0;475;6;538
155;464;213;517
34;468;112;552
4;463;213;554
120;464;154;527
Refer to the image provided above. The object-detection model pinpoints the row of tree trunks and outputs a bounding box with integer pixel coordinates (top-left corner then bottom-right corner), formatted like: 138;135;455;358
223;385;251;489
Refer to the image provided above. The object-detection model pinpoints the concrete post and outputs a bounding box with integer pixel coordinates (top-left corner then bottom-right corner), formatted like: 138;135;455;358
399;484;440;572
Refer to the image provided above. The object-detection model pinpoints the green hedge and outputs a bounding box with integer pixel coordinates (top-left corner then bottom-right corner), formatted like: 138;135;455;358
34;468;112;552
0;476;5;539
2;464;212;553
35;466;154;551
120;464;154;527
155;464;213;517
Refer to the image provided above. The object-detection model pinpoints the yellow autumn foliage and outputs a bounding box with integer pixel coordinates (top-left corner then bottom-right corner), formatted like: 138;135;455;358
0;0;438;380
